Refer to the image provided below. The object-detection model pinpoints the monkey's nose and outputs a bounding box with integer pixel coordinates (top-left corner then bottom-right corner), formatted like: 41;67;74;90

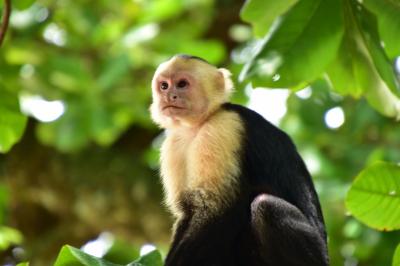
168;93;178;101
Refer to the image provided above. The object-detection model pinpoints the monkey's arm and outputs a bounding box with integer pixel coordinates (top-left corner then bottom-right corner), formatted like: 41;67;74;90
251;194;329;266
165;190;245;266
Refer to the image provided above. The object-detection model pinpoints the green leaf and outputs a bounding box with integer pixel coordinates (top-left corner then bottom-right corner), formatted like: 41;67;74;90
364;78;400;120
167;39;226;65
0;185;9;224
89;102;119;146
0;226;23;250
325;0;384;97
128;250;163;266
14;0;36;10
36;100;90;152
240;0;298;37
4;46;42;65
0;89;28;153
240;0;344;89
17;262;29;266
54;245;121;266
48;56;93;92
354;1;400;98
97;54;131;91
394;244;400;266
103;240;140;265
325;6;369;99
363;0;400;59
326;0;400;118
346;161;400;231
139;0;184;23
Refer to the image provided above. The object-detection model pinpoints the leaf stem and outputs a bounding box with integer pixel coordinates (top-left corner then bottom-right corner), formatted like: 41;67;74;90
0;0;11;46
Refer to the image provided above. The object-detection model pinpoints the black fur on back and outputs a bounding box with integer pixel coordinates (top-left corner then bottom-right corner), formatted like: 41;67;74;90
222;102;327;240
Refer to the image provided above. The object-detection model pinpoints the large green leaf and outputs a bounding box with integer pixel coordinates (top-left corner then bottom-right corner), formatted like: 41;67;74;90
326;1;371;98
0;89;28;153
363;0;400;59
54;245;163;266
394;244;400;266
240;0;298;37
54;245;121;266
240;0;343;89
326;0;400;118
354;1;400;98
346;162;400;231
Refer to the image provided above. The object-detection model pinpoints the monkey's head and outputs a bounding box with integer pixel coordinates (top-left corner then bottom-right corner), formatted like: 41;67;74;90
150;55;234;129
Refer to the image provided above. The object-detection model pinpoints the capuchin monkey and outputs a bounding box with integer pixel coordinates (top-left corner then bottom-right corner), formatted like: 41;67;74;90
150;54;329;266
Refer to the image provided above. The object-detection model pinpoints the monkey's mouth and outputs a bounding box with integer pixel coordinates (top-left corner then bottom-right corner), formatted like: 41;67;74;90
162;105;185;111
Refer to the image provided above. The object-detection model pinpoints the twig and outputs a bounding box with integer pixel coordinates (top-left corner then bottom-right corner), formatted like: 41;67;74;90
0;0;11;46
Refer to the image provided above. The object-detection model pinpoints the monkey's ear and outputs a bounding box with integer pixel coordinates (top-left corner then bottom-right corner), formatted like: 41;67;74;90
218;68;234;98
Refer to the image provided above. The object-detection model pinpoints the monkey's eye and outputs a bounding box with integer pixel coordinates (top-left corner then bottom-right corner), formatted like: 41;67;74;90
160;82;169;90
177;79;188;89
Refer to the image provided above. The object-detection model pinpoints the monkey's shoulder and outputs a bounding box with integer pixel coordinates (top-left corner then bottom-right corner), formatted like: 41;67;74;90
222;103;296;148
222;103;285;132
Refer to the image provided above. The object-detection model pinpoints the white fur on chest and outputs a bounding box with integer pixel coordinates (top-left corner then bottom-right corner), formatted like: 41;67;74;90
160;110;244;216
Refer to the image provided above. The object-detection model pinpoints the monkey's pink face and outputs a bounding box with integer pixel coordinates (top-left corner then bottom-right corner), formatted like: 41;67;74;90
151;71;209;125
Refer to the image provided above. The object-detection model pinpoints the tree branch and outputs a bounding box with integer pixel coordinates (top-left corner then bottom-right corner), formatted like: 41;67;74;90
0;0;11;46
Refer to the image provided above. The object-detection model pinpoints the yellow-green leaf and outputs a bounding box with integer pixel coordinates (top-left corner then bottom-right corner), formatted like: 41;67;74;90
240;0;298;37
394;244;400;266
346;162;400;231
0;89;27;153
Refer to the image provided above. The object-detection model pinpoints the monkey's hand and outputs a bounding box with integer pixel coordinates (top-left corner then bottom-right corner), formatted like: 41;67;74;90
251;194;329;266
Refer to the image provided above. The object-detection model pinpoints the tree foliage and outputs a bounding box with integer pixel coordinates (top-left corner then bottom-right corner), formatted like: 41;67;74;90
241;0;400;264
241;0;400;119
0;0;399;265
53;245;162;266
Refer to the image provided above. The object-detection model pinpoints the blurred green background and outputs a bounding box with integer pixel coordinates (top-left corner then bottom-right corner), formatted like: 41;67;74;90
0;0;400;265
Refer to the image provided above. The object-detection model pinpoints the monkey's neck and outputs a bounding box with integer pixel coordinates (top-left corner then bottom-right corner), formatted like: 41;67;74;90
161;106;243;217
169;105;224;133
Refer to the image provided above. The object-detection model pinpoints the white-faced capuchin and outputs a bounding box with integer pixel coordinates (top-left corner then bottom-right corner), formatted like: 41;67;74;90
150;54;329;266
